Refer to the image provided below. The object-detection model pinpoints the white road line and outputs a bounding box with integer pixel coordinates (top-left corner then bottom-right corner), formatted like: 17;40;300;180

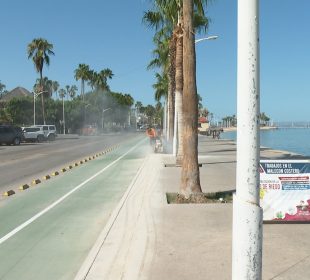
0;138;146;245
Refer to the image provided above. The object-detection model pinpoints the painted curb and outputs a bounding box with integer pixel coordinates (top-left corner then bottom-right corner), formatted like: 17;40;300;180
32;179;41;185
19;184;30;191
3;190;15;196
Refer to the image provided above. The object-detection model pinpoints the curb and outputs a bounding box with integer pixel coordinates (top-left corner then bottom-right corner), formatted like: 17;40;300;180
32;179;41;185
74;155;148;280
3;190;15;196
2;144;120;199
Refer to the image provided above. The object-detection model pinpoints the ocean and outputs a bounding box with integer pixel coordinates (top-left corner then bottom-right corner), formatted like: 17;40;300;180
222;128;310;157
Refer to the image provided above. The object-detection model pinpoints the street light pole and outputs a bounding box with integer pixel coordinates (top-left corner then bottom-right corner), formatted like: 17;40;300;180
102;108;111;131
33;92;36;126
63;96;65;135
232;0;262;279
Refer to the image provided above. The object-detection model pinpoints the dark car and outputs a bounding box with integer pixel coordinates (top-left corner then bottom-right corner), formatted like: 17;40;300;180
0;125;23;145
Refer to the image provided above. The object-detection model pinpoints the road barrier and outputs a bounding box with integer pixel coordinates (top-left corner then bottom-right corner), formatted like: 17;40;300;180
2;144;120;199
3;190;15;196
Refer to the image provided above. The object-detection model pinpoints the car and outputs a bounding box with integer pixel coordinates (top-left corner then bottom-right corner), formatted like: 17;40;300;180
32;125;57;141
0;125;23;145
22;126;45;142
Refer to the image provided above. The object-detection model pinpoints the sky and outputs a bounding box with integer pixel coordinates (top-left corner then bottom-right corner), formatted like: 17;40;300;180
0;0;309;122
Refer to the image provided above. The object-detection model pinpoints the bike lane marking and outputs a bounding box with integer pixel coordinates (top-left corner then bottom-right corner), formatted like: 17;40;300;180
0;138;146;245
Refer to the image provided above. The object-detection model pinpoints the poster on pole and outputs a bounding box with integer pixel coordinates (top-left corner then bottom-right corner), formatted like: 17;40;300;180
260;160;310;222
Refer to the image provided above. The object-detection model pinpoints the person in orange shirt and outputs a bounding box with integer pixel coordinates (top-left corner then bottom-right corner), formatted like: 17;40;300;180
146;127;156;145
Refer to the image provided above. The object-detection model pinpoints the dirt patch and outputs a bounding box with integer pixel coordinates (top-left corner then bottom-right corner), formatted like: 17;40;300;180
166;191;234;204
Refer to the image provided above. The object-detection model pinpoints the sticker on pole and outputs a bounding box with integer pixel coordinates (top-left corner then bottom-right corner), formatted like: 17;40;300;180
260;160;310;222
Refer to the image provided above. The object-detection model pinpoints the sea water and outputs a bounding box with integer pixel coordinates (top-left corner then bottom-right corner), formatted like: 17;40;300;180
222;128;310;157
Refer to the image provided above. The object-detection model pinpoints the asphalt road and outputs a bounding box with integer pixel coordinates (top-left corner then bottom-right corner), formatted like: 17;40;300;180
0;134;149;280
0;132;140;194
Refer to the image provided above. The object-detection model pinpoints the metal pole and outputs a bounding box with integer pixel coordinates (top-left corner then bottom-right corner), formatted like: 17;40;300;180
63;97;65;135
33;92;36;126
173;108;178;156
232;1;262;279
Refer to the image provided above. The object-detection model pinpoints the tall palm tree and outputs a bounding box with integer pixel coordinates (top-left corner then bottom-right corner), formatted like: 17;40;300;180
27;38;54;124
144;0;209;160
181;0;202;196
74;64;90;101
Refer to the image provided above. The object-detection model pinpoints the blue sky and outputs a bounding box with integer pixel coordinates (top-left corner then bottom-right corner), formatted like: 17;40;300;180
0;0;309;122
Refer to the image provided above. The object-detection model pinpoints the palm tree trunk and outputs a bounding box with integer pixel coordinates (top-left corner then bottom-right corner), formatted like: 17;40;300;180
81;79;84;102
181;0;202;197
175;24;184;164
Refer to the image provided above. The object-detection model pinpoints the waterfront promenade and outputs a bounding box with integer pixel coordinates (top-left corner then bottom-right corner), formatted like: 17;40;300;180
75;136;310;280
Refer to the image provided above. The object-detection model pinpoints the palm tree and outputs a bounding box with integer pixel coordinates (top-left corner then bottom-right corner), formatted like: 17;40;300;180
74;64;90;101
144;0;209;162
52;81;59;99
69;85;78;99
96;69;114;91
27;38;54;124
181;0;202;196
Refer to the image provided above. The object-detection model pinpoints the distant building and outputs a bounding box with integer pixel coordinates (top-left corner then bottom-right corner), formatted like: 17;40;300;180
0;87;32;102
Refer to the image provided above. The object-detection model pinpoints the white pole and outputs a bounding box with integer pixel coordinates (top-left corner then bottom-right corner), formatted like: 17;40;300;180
172;107;178;156
33;92;36;126
232;0;262;279
63;97;66;135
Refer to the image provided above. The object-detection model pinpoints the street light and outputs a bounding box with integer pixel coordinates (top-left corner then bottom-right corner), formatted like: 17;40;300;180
33;90;48;126
195;35;218;44
102;108;111;131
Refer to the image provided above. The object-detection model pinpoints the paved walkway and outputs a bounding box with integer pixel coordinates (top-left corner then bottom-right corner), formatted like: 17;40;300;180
75;136;310;280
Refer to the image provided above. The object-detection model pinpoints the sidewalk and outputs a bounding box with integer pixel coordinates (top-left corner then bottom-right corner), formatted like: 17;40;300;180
75;136;310;280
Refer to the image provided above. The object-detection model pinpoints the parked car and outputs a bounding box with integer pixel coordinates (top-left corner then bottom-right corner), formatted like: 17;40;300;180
32;125;57;141
0;125;23;145
22;126;45;142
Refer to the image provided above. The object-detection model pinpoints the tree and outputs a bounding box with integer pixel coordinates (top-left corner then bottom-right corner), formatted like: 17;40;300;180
52;81;59;99
74;64;91;101
144;0;209;160
27;38;54;124
0;81;7;98
181;0;202;197
69;85;78;99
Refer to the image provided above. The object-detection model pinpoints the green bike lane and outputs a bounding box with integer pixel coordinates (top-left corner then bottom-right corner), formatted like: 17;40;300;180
0;135;149;280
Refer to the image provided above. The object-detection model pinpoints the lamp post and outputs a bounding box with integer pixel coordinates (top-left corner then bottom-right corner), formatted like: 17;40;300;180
102;108;111;131
62;96;65;135
33;90;47;126
172;35;218;156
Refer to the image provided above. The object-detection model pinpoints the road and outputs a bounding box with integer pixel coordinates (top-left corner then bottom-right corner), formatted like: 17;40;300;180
0;132;140;194
0;134;150;280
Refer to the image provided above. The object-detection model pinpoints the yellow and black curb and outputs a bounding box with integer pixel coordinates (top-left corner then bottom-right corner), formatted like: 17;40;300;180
32;179;41;185
2;144;120;199
3;190;15;196
19;184;30;191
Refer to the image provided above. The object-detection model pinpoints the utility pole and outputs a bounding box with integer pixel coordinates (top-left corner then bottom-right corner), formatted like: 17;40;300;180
232;0;262;279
